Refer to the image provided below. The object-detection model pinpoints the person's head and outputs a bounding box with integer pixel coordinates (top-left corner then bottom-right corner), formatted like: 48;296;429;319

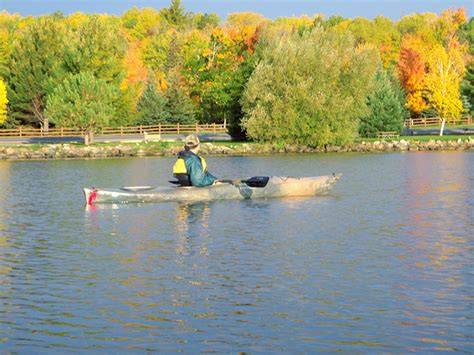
184;134;200;152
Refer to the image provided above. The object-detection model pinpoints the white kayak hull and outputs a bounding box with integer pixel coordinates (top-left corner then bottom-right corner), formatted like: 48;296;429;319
83;174;341;205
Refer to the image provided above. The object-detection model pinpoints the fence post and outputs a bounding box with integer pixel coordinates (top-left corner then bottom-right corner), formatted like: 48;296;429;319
139;125;143;134
120;126;123;136
159;123;161;135
19;127;22;137
177;123;180;134
213;123;216;133
40;127;43;137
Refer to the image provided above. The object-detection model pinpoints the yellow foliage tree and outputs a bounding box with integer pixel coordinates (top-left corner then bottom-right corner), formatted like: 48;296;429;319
0;78;7;124
424;40;467;121
225;12;267;28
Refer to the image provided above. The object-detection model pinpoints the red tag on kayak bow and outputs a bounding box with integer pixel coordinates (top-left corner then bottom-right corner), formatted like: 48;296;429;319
88;189;98;205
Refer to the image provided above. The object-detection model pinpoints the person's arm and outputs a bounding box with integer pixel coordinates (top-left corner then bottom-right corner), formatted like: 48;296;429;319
187;156;217;187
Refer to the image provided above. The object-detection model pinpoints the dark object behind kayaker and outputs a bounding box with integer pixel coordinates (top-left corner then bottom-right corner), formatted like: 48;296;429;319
173;135;218;187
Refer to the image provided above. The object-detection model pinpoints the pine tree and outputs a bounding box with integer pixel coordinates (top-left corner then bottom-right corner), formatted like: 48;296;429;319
136;79;168;125
7;16;66;129
359;69;409;137
460;18;473;116
45;72;118;144
163;0;187;27
163;70;196;124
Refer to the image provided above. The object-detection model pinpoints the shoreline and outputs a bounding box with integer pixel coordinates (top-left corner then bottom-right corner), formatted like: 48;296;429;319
0;138;473;160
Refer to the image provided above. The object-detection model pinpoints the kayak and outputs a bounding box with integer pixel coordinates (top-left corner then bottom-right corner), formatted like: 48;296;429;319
83;174;341;205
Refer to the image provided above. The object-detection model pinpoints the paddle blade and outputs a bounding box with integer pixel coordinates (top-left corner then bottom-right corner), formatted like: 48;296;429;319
243;176;269;188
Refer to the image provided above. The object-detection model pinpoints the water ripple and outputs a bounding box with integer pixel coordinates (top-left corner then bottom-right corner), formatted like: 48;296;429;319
0;153;472;352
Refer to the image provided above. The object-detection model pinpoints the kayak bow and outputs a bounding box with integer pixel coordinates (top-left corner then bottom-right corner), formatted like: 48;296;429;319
83;174;341;205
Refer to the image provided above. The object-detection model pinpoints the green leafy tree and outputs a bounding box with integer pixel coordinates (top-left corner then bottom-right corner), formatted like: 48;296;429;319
183;25;261;125
346;16;400;68
323;15;346;29
122;7;167;40
191;13;220;30
359;69;409;137
63;16;127;85
142;30;175;74
225;49;259;139
111;86;139;127
241;26;380;147
45;72;118;144
7;15;66;129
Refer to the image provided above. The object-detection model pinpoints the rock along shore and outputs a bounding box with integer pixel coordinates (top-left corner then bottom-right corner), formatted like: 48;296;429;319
0;138;473;160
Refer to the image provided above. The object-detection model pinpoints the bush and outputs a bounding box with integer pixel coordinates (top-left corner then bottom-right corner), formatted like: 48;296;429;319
241;26;380;147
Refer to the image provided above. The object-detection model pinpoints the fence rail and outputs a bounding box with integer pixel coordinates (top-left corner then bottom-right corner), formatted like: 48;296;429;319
0;123;227;139
405;116;472;128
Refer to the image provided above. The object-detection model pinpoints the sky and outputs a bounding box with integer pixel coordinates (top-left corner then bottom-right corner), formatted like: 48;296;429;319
1;0;472;21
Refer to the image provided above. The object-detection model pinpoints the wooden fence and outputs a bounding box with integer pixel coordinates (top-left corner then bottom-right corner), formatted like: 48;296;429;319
404;116;472;128
0;123;227;138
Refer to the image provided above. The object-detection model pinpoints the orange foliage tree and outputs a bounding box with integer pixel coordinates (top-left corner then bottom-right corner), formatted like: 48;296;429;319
397;36;428;114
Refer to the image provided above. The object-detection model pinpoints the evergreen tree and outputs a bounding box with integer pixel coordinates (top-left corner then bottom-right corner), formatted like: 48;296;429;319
359;69;409;137
45;72;118;144
136;78;168;125
7;16;66;129
460;18;473;116
162;0;187;28
163;70;196;124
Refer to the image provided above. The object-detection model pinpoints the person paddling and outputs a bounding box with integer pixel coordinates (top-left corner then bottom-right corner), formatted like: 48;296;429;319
172;135;218;187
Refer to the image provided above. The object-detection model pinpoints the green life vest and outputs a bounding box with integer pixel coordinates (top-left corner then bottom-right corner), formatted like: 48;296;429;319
173;154;207;186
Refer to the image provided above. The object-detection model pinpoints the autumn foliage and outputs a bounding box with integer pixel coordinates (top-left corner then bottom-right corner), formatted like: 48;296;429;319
0;77;7;124
397;41;427;113
0;3;471;143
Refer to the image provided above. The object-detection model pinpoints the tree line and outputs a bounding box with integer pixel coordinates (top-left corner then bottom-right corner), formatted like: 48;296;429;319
0;0;472;146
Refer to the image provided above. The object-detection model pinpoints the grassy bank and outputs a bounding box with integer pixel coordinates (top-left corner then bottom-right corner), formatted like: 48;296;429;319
1;135;473;150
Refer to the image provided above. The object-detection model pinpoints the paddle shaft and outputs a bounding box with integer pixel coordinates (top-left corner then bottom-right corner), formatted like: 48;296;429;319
218;176;269;188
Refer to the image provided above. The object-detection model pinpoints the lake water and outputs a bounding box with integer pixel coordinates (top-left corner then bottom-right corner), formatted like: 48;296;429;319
0;152;473;353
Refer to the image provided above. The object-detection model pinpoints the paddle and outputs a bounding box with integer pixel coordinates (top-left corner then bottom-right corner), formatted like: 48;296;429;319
218;176;270;188
169;176;270;188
